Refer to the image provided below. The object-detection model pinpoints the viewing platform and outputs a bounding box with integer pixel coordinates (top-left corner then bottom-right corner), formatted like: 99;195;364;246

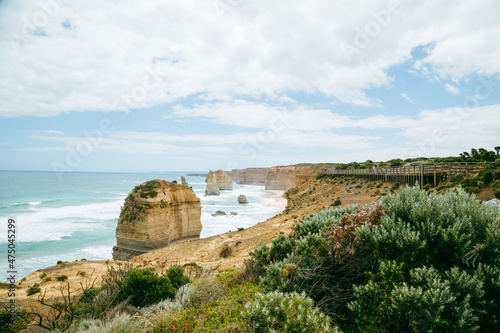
323;163;490;188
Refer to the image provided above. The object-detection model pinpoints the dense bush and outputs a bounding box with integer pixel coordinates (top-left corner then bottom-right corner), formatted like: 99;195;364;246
152;283;260;332
219;243;232;258
190;278;227;308
27;283;41;296
483;170;494;184
243;291;340;332
249;186;500;332
119;268;176;307
166;265;191;290
0;308;31;333
390;181;401;191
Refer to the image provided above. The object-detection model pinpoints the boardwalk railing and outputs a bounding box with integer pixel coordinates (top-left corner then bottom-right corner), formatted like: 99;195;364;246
323;163;490;188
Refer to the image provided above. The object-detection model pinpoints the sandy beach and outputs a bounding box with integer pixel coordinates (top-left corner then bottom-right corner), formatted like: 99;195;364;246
265;190;288;214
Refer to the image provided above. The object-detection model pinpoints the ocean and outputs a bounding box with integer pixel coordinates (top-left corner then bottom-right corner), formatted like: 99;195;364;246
0;171;280;282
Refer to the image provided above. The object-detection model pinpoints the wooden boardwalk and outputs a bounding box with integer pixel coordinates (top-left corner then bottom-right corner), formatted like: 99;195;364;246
324;163;489;188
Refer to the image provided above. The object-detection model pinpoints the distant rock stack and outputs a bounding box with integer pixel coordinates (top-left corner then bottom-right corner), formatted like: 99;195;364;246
112;180;202;261
181;176;188;186
238;194;249;204
214;170;233;190
205;170;220;196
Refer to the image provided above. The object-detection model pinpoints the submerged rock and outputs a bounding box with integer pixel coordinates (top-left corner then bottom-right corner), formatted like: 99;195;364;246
211;210;227;217
112;180;202;261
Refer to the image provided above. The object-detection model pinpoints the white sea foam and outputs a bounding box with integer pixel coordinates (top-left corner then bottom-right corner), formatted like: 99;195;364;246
0;200;122;243
0;172;284;281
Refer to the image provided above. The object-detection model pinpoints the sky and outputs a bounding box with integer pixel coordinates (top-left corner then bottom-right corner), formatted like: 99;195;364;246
0;0;499;173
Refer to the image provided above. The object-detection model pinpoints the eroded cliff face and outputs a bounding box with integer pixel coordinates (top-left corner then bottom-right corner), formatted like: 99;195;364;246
205;170;220;196
265;166;322;190
214;170;233;190
112;180;202;261
228;168;269;185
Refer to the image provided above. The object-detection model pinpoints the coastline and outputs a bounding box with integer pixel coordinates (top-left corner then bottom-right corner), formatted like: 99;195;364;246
265;190;287;215
1;173;385;309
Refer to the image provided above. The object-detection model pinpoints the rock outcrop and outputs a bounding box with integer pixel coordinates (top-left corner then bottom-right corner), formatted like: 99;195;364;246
211;210;227;217
205;170;220;196
265;166;296;190
181;176;188;186
228;168;269;185
112;180;202;261
265;166;323;190
214;170;233;190
238;194;249;204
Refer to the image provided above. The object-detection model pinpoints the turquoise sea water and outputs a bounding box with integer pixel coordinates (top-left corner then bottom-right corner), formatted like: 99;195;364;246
0;171;280;281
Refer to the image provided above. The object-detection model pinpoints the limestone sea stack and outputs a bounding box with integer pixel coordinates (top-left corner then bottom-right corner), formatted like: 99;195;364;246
238;194;249;204
205;170;220;196
112;180;202;261
214;170;233;190
181;176;188;186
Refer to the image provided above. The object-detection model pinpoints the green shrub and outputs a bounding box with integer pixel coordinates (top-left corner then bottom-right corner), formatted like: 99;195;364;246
243;291;340;332
154;283;259;332
423;183;432;191
464;186;481;194
251;186;500;332
166;266;190;290
0;308;31;333
56;275;68;282
119;268;175;307
390;181;401;191
495;188;500;199
27;283;41;296
482;170;494;184
332;198;342;206
352;187;500;332
190;278;227;308
451;173;465;183
219;244;232;258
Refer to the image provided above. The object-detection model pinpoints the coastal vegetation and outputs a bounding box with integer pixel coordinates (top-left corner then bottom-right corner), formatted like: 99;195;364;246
3;147;499;332
8;184;497;333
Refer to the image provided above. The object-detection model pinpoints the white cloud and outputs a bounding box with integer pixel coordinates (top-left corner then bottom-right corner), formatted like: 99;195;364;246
171;100;415;130
402;103;500;155
444;83;460;95
400;93;415;103
1;0;499;117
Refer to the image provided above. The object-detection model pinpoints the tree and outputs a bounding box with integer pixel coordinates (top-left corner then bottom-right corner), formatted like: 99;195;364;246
495;146;500;156
471;148;479;159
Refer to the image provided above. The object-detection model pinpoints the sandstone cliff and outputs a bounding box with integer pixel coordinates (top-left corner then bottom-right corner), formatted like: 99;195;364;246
205;170;220;196
228;168;269;185
214;170;233;190
181;176;188;186
265;166;323;190
112;180;202;261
